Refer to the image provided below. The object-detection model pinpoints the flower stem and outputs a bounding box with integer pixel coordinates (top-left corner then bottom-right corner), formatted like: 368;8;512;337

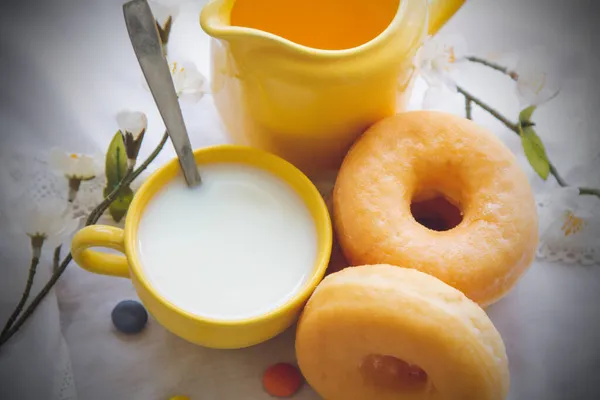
465;98;473;120
0;131;169;348
0;251;40;338
580;187;600;197
68;178;82;203
53;245;62;273
129;131;169;182
456;84;600;200
0;254;71;349
465;56;518;80
466;56;508;74
456;85;519;132
549;164;568;187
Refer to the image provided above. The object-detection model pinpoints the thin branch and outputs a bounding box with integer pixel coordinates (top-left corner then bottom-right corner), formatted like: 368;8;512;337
0;254;70;348
580;187;600;197
465;56;509;74
465;98;473;120
0;256;39;337
549;164;568;187
456;85;519;132
53;245;62;274
129;131;169;183
0;131;169;348
456;84;600;200
465;56;518;80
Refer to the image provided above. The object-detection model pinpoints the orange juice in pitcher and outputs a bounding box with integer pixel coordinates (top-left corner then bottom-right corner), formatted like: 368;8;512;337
201;0;464;177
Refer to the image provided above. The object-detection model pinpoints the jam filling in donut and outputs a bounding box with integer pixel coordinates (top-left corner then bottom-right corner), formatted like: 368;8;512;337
359;354;428;392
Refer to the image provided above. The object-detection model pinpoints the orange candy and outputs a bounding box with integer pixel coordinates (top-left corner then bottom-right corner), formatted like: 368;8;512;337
262;362;303;397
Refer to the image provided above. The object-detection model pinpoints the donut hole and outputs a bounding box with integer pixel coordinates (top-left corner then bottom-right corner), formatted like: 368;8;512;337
359;354;428;392
411;194;463;232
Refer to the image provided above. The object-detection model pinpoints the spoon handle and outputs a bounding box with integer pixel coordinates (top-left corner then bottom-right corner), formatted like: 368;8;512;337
123;0;201;187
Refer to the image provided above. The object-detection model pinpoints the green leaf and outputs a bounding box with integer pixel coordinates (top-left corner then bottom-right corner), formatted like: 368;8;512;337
103;186;134;223
104;131;134;222
520;125;550;180
105;131;128;190
519;105;537;124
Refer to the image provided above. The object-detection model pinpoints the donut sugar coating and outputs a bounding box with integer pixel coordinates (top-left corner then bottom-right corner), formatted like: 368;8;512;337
333;111;538;306
295;265;509;400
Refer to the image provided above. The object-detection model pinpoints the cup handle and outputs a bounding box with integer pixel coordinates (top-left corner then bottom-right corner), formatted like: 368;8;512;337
427;0;466;35
71;225;130;278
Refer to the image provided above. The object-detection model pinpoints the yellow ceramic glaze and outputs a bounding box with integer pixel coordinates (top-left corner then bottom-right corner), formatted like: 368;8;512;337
71;145;332;349
200;0;465;178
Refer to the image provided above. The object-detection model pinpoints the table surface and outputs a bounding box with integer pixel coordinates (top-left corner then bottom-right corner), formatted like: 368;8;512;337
1;0;600;399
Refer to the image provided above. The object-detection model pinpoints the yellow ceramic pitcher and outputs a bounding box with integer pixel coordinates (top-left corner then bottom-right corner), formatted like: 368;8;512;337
200;0;464;177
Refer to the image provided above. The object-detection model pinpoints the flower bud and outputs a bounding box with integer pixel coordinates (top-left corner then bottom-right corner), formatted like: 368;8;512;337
116;110;148;167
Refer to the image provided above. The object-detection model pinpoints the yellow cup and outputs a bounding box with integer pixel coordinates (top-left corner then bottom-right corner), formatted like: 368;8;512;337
71;145;332;349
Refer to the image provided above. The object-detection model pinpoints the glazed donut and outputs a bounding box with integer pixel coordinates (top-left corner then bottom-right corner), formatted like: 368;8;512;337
295;265;509;400
333;111;538;306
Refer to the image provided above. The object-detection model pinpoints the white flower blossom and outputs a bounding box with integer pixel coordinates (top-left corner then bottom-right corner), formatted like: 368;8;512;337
513;51;561;107
516;69;560;107
141;60;208;102
117;110;147;139
50;148;99;181
18;198;79;257
417;34;467;109
49;148;100;202
170;61;209;102
117;110;148;167
537;186;600;263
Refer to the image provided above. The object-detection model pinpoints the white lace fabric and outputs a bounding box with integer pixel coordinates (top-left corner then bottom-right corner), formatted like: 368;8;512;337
537;244;600;266
527;145;600;265
3;148;147;229
0;148;149;399
52;338;77;400
535;181;600;266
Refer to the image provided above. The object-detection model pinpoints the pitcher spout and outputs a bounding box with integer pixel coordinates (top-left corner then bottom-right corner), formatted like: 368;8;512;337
199;0;236;41
201;0;288;58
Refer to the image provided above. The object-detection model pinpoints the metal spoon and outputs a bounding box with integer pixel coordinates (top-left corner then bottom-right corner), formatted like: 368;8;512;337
123;0;201;187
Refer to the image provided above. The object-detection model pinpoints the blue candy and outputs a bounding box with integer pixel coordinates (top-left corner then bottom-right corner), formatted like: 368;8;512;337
111;300;148;334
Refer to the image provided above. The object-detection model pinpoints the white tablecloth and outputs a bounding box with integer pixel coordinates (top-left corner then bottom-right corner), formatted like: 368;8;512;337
1;0;600;399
